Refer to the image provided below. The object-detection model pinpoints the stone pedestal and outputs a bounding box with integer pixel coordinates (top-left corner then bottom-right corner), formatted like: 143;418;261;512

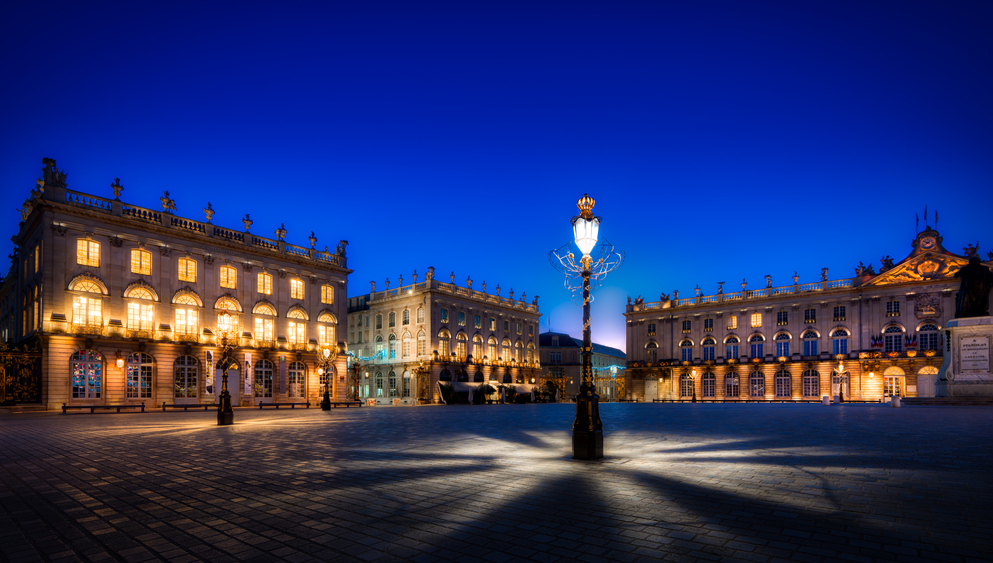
936;316;993;397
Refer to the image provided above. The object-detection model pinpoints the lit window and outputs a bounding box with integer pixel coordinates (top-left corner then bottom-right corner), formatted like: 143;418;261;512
257;272;273;295
287;310;306;345
254;317;274;342
389;334;397;359
702;372;715;397
727;315;737;330
375;372;384;397
725;372;739;397
318;325;334;345
489;317;496;331
321;284;334;304
178;258;196;282
71;350;103;399
126;352;153;399
175;308;198;337
290;279;304;300
440;309;448;324
76;240;100;267
750;313;762;328
775;370;791;397
127;302;153;333
802;370;819;397
402;331;412;357
220;265;237;289
439;330;451;356
254;359;274;398
288;361;306;398
130;249;151;275
474;314;481;329
472;334;482;359
72;295;102;327
456;333;467;360
417;330;426;355
502;338;511;360
680;373;693;397
488;336;497;360
884;374;904;397
514;341;523;362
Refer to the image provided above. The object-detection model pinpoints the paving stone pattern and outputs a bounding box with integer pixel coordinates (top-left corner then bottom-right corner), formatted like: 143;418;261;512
2;404;992;563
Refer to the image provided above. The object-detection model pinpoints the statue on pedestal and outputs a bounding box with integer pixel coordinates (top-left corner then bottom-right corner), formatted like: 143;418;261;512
954;256;993;318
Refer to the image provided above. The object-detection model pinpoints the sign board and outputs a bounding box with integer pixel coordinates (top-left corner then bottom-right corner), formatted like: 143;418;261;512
366;398;377;406
392;398;401;406
960;336;990;372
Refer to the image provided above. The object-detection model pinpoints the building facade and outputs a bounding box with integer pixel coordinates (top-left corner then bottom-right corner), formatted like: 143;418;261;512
624;226;989;402
539;331;626;401
1;158;351;409
346;270;541;403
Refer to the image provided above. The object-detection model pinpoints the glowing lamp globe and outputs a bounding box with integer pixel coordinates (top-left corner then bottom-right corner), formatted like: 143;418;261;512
572;194;599;256
323;347;331;359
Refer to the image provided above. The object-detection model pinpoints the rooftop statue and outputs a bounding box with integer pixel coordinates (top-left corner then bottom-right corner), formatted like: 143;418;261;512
160;191;177;212
203;202;214;223
111;178;123;200
42;157;67;187
954;256;993;318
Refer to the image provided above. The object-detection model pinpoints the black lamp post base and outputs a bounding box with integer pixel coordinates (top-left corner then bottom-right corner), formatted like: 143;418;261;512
321;391;331;411
573;429;603;460
217;409;234;425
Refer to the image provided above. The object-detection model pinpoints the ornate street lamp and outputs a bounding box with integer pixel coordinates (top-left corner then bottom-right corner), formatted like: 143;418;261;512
549;194;624;459
215;311;237;426
317;342;338;410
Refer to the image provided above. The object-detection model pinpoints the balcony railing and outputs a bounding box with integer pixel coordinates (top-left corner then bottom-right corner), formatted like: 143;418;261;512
631;278;857;312
70;323;104;336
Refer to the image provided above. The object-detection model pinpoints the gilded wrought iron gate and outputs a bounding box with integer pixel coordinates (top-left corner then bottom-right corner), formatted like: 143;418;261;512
0;342;43;405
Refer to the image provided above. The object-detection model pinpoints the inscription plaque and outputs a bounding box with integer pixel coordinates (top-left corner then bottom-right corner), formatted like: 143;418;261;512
960;336;990;372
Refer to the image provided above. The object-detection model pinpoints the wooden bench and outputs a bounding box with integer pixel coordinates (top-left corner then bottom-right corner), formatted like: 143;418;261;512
161;403;215;411
258;402;310;409
327;401;362;408
62;403;145;414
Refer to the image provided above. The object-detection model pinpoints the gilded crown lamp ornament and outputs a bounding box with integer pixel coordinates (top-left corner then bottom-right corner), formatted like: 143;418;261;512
549;193;624;460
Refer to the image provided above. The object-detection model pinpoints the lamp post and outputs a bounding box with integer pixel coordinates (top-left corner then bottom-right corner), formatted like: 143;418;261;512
549;194;624;460
317;342;338;410
215;311;236;426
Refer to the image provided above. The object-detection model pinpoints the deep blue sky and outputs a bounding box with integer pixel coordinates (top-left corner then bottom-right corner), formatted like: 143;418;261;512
3;1;992;352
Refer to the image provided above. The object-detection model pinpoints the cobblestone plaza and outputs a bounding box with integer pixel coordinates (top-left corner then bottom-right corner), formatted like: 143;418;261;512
2;404;991;563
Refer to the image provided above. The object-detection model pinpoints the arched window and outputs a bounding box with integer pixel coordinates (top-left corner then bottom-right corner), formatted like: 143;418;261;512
750;371;765;397
175;296;199;341
802;370;819;397
455;332;468;360
725;336;739;359
253;302;275;344
474;370;484;382
801;330;818;356
502;338;511;361
472;334;482;360
126;286;155;300
375;334;385;357
680;373;693;397
775;333;791;357
883;366;905;397
775;370;791;397
126;288;154;335
388;371;397;398
174;355;198;398
515;370;524;384
488;336;497;361
457;369;469;383
503;369;512;384
375;372;384;396
388;333;397;359
126;352;153;399
646;341;658;363
402;309;410;325
417;330;426;356
288;361;306;398
749;334;765;359
702;372;716;397
725;371;740;397
831;328;849;355
438;330;451;357
253;359;273;398
680;339;693;362
317;311;336;345
439;369;452;382
71;281;103;329
416;307;424;323
287;308;307;347
702;337;716;361
71;350;103;399
527;342;535;363
514;340;523;363
918;323;940;351
389;312;396;328
402;370;411;398
402;331;412;358
883;325;903;353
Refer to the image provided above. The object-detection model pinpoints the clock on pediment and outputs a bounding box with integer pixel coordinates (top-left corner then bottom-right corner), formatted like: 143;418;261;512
920;236;936;249
911;227;944;255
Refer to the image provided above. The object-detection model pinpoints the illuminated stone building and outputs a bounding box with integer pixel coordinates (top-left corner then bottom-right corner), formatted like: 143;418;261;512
1;158;351;410
624;225;989;402
346;271;541;404
538;331;625;402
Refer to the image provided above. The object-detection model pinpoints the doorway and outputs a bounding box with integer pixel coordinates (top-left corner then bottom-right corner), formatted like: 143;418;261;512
644;378;658;402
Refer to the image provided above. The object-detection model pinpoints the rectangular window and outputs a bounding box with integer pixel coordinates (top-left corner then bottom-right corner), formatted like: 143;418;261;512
528;324;534;337
886;300;900;317
804;308;816;323
474;315;481;329
76;240;100;267
130;249;151;275
322;284;334;304
127;359;152;399
776;311;788;326
647;323;656;336
457;311;465;326
318;325;334;345
258;273;272;295
884;334;902;353
727;315;737;330
178;258;196;282
703;319;713;332
290;279;304;300
776;341;790;357
288;321;305;344
750;342;763;359
682;320;691;333
34;244;39;273
803;340;818;356
220;265;237;289
72;296;102;326
726;344;738;359
516;322;522;335
440;308;448;323
750;313;762;328
490;318;496;331
175;309;198;335
833;306;846;322
703;346;715;361
127;302;154;332
254;317;274;341
884;376;904;397
504;320;509;332
681;347;693;362
417;308;425;323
